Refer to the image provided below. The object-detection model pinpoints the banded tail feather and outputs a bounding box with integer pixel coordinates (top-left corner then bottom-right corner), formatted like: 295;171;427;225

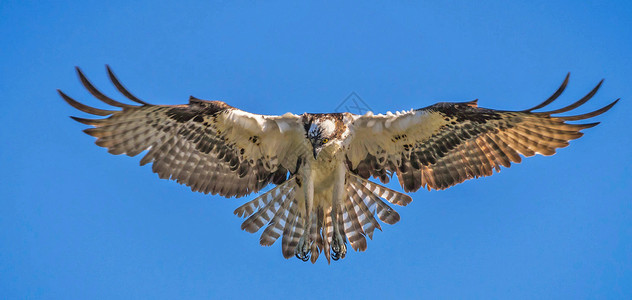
235;172;410;263
321;207;334;263
282;198;305;258
259;189;296;246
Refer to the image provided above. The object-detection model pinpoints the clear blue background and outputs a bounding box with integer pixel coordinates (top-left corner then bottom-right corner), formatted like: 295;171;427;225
2;1;631;299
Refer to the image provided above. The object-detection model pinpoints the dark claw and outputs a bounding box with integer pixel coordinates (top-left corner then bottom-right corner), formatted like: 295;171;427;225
331;240;346;261
295;249;311;262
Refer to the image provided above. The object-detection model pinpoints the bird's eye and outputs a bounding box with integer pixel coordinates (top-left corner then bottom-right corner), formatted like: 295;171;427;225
322;138;329;144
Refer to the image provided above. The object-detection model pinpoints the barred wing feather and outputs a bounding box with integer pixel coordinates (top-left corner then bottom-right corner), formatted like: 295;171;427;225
61;66;307;198
346;74;619;192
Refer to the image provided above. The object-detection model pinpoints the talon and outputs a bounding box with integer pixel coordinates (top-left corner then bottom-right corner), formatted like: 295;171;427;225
331;239;341;261
295;235;311;262
295;251;310;261
331;235;347;261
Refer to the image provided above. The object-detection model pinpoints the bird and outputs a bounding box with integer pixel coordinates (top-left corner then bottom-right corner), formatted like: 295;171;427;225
60;66;618;263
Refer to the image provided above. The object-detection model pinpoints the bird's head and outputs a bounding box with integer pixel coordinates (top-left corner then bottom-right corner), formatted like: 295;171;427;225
303;114;341;159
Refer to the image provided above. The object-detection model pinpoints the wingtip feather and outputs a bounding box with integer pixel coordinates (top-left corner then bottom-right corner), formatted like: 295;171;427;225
75;66;136;109
58;89;115;116
542;79;603;115
523;72;570;112
557;98;619;121
70;116;106;125
106;65;151;105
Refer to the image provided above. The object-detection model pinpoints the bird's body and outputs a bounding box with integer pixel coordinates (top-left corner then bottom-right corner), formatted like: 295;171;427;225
61;66;618;263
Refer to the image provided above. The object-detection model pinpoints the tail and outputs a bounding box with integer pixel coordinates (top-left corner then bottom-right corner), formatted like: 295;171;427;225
341;174;411;246
233;176;305;258
234;174;412;263
318;174;412;263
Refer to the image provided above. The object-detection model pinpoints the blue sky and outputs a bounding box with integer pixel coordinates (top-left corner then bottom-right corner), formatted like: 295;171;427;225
1;1;631;299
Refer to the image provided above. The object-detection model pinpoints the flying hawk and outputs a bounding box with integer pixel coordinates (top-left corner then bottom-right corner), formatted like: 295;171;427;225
61;66;618;263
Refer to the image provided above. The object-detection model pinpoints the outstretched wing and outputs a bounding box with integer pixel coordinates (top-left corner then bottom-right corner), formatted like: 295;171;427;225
61;66;309;197
345;74;618;192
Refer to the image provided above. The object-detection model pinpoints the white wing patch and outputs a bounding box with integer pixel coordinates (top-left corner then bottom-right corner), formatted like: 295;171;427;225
345;110;442;169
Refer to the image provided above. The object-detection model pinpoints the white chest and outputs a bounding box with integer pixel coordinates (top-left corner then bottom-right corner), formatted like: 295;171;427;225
305;143;345;190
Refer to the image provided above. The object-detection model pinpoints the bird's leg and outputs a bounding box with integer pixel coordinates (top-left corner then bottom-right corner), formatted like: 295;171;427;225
330;208;347;260
330;162;347;261
296;235;310;261
296;166;314;261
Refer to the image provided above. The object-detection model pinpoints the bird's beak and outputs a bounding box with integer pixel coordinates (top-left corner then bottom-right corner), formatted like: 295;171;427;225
311;140;324;159
312;146;321;159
